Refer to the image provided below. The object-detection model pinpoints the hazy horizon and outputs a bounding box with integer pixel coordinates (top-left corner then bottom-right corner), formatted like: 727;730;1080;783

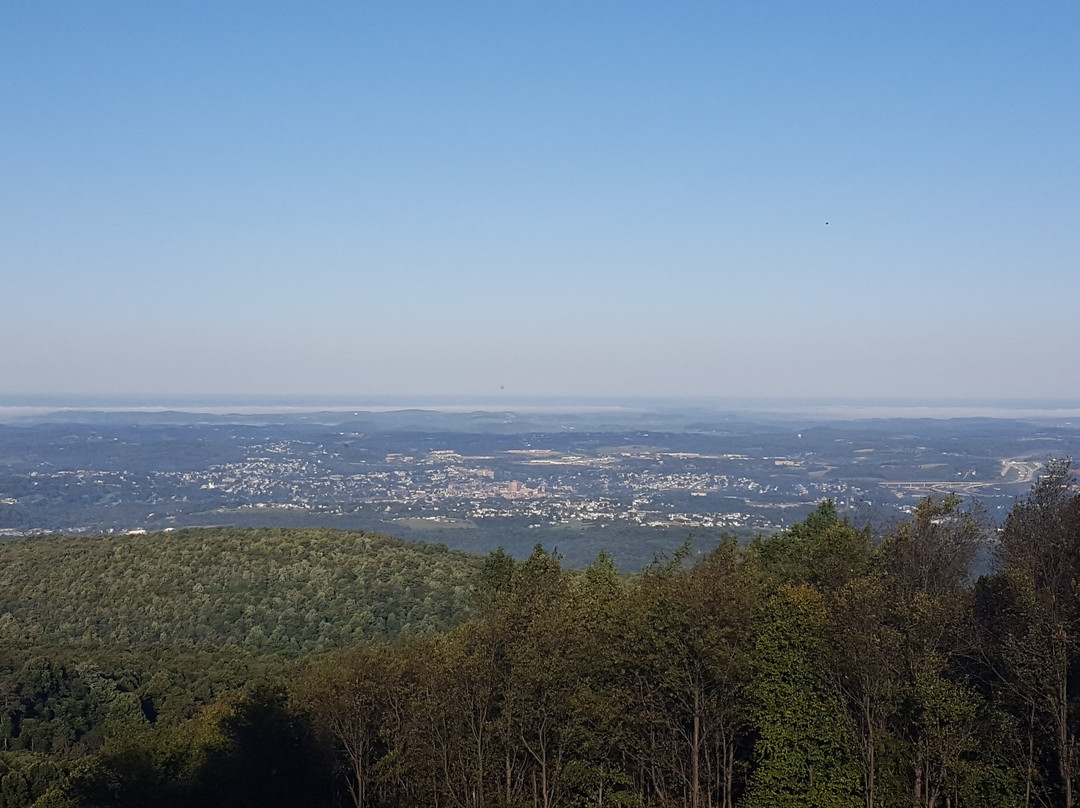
3;394;1080;426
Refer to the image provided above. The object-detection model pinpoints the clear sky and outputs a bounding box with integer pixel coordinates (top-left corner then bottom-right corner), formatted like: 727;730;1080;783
2;2;1077;401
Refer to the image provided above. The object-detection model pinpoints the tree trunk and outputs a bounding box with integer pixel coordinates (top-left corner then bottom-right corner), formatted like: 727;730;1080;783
692;686;701;808
724;737;734;808
1060;675;1073;808
864;696;876;808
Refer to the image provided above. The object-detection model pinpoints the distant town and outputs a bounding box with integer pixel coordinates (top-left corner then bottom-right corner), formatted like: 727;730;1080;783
1;406;1076;566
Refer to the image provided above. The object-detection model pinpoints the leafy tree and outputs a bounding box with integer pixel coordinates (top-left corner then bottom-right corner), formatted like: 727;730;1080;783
825;573;901;808
475;546;517;614
991;459;1080;808
297;646;400;808
744;500;871;591
617;539;753;808
877;496;991;807
744;583;861;808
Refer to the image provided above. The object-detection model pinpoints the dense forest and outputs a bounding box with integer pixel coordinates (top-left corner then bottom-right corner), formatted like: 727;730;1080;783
0;527;481;652
1;461;1079;807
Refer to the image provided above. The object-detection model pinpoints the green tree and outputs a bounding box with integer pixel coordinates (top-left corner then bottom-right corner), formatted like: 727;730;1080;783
877;495;991;808
298;646;400;808
744;584;861;808
825;573;901;808
744;500;871;592
992;459;1080;808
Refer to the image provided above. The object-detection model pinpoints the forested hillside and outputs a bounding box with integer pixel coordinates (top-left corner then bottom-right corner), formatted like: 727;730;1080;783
3;463;1080;807
0;528;483;806
0;527;481;653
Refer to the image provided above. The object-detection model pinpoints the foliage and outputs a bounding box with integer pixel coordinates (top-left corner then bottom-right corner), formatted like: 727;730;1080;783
0;527;482;654
3;466;1079;807
744;585;860;808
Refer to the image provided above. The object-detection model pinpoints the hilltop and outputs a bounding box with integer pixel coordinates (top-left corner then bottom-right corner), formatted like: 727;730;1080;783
0;527;483;655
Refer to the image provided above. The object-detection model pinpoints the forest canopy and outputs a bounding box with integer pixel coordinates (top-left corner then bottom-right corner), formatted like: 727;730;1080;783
2;462;1080;808
0;527;482;653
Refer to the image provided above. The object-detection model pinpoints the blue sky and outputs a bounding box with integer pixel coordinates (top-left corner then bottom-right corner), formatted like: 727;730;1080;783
2;2;1077;401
